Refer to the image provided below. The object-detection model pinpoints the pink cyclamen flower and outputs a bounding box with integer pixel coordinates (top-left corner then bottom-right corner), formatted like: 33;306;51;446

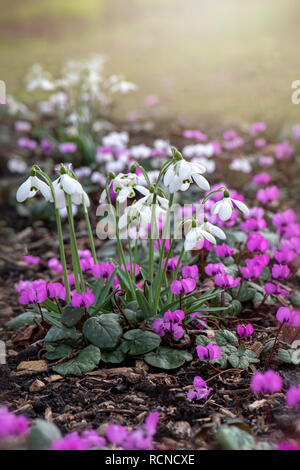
272;264;290;280
71;288;95;308
51;432;88;450
257;186;279;204
163;256;182;272
170;278;196;295
24;255;40;265
264;282;289;297
275;141;294;160
286;386;300;407
240;218;266;232
276;307;294;324
237;323;254;338
259;156;274;167
182;265;199;279
190;312;207;330
254;138;266;148
247;233;269;253
58;142;77;154
214;273;241;288
250;122;266;136
41;138;56;155
48;257;63;274
215;243;234;258
292;123;300;140
274;250;295;264
196;343;222;361
187;376;212;401
47;282;66;301
19;284;48;305
223;130;237;140
0;407;29;439
241;264;263;280
251;370;282;394
205;263;226;276
106;424;129;446
276;442;300;451
252;173;270;186
91;262;115;280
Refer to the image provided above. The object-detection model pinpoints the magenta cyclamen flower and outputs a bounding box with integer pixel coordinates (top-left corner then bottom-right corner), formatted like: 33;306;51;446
205;263;226;277
247;233;269;253
196;343;221;361
237;323;254;338
91;262;115;280
241;264;263;280
182;265;199;279
0;407;29;439
19;283;48;305
250;121;266;136
58;142;77;154
47;282;66;301
106;424;129;445
276;442;300;451
252;173;270;186
272;264;290;280
274;250;295;264
276;307;293;324
187;376;212;401
275;141;294;160
170;278;196;295
152;309;185;340
265;282;289;297
251;370;282;394
48;257;63;274
163;256;182;272
190;312;207;330
257;186;279;204
71;288;95;308
240;218;266;232
215;243;234;258
286;386;300;407
24;255;40;265
214;273;241;288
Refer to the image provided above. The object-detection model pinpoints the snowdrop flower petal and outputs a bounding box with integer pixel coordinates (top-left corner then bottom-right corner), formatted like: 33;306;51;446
16;177;35;202
218;199;233;221
60;174;83;196
192;173;210;191
232;199;250;216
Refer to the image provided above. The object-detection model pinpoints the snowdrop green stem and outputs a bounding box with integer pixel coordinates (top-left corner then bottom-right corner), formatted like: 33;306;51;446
65;194;85;293
153;194;174;314
33;166;71;303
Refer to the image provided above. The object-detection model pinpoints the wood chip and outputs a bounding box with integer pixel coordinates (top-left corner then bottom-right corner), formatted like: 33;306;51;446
29;379;46;392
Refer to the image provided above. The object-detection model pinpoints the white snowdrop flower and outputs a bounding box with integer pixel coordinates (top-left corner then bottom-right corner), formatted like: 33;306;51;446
14;121;32;133
182;144;214;158
164;156;210;194
74;167;92;179
119;203;152;231
191;157;215;174
199;220;226;240
91;171;106;186
59;204;78;219
8;159;27;174
111;80;137;94
16;174;52;203
60;173;83;197
96;151;113;164
49;92;68;110
130;144;152;160
102;132;129;150
154;139;172;155
229;158;252;173
211;190;249;221
184;224;217;251
105;160;126;174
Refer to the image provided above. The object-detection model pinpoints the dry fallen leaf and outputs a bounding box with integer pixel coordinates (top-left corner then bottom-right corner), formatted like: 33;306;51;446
29;379;46;392
17;360;48;372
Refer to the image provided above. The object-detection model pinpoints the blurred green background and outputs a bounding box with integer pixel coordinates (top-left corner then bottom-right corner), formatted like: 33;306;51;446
1;0;300;124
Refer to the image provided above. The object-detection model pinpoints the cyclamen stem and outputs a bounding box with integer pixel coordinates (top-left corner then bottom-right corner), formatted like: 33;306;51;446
264;322;284;370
